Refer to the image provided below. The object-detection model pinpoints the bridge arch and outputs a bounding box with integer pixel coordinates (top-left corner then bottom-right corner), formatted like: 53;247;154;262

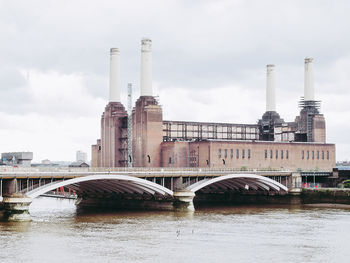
26;174;174;199
186;174;288;193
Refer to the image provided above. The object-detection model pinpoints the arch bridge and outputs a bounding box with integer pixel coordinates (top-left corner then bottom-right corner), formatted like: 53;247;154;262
0;169;291;221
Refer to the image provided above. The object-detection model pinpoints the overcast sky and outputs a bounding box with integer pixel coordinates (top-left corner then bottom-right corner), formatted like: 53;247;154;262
0;0;350;162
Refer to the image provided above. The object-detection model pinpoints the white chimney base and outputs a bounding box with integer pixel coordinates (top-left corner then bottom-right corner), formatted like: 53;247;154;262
140;38;153;97
304;57;315;101
266;64;276;112
109;48;121;102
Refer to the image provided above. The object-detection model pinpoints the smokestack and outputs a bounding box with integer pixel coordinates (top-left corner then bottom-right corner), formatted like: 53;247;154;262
109;48;121;102
140;38;152;96
304;57;315;101
266;64;276;112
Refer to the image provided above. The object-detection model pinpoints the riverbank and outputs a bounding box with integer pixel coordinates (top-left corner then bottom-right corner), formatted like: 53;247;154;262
301;188;350;205
193;188;350;207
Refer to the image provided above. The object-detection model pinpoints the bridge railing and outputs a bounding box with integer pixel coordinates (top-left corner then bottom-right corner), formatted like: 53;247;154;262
0;166;296;173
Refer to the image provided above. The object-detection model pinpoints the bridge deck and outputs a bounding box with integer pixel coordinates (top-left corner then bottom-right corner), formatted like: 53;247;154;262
0;169;293;179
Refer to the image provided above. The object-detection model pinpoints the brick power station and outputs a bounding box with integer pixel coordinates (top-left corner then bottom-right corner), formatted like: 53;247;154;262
91;39;335;172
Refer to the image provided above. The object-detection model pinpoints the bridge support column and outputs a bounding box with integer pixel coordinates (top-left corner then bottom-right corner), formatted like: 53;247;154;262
173;191;195;211
172;177;183;190
1;194;32;222
290;173;302;195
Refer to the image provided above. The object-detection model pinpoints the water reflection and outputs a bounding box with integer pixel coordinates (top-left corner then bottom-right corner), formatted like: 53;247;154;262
1;197;350;263
0;221;31;233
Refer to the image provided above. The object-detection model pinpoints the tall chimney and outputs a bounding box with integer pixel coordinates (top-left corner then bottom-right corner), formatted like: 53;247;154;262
304;57;315;101
266;64;276;112
109;48;121;102
140;38;152;96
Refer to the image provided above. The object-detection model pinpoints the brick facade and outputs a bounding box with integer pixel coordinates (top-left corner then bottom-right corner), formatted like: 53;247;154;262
161;140;335;171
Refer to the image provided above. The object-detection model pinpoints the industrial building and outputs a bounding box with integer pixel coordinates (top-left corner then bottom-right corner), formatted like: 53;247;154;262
91;39;335;172
1;152;33;167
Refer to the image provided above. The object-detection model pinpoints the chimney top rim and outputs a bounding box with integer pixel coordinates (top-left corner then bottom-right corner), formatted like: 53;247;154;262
110;48;120;53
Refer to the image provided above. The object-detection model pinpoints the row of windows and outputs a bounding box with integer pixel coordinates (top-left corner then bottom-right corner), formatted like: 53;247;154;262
264;150;289;159
217;149;330;161
301;150;329;160
218;149;251;159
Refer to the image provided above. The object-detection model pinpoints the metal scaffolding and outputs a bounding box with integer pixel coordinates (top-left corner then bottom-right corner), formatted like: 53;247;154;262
127;83;133;167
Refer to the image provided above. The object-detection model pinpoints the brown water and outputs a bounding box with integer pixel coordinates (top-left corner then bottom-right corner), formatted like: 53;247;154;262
1;197;350;263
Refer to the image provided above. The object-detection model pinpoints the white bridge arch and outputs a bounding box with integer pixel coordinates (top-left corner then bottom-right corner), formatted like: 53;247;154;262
186;174;288;193
24;174;287;200
26;174;174;199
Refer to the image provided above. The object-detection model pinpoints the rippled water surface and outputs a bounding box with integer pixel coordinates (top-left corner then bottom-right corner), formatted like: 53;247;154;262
1;197;350;263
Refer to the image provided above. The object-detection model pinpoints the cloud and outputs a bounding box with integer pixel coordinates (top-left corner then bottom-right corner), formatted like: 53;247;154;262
22;69;106;117
0;69;105;161
0;0;350;161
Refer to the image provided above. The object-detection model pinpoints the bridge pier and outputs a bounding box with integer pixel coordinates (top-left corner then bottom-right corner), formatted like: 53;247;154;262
173;191;195;211
0;194;32;222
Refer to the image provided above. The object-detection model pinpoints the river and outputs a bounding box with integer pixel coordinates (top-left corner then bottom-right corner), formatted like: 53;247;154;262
1;197;350;263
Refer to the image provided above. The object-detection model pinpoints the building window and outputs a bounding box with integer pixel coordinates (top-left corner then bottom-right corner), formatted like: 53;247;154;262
147;155;151;163
281;150;284;159
286;150;289;159
322;151;324;160
302;150;304;159
224;149;228;158
327;151;329;160
242;149;245;158
169;157;172;164
312;151;315;160
248;149;251;159
222;159;226;165
230;149;233;158
270;150;273;159
317;151;319;160
264;150;267;159
98;146;101;151
307;150;309;159
275;150;278;159
218;149;221;158
236;149;239;159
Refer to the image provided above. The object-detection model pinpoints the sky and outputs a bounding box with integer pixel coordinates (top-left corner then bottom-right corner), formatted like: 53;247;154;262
0;0;350;162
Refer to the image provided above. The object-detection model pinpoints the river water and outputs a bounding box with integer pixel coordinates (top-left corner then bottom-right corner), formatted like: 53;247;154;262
1;197;350;263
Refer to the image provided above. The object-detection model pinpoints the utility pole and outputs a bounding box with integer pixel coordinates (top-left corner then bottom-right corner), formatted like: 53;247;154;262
127;83;133;167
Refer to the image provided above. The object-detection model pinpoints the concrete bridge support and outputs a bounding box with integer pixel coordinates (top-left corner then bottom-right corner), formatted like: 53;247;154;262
0;179;32;222
173;191;195;211
1;194;32;222
289;173;302;197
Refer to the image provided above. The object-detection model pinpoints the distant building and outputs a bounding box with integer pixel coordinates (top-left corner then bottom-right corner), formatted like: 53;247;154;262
76;151;87;162
41;159;51;165
69;161;89;168
1;152;33;167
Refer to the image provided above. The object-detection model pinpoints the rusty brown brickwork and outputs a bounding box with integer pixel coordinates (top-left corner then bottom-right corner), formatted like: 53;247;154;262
132;96;163;167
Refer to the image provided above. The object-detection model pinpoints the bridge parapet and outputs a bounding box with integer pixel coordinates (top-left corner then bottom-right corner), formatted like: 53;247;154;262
0;166;296;174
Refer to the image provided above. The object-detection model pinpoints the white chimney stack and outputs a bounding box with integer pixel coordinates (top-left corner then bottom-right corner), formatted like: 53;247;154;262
266;64;276;112
304;57;315;101
140;38;153;96
109;48;121;102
